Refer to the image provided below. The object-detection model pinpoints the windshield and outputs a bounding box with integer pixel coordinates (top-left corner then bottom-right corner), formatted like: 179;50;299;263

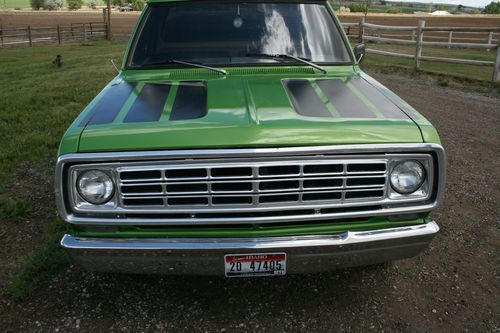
128;2;352;68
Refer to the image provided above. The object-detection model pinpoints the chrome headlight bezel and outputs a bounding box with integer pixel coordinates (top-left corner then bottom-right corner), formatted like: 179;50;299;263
387;157;432;200
77;170;115;205
69;166;119;210
390;160;425;194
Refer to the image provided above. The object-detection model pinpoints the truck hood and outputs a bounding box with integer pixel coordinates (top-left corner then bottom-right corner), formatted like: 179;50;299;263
75;70;424;152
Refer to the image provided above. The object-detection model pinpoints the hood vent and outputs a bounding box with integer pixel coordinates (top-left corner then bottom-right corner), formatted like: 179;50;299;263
284;78;410;120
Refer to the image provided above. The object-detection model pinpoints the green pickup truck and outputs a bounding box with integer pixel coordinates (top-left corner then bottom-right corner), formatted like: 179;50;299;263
56;0;445;277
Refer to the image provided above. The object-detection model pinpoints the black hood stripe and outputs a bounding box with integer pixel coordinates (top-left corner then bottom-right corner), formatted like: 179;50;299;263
80;81;136;126
349;78;409;119
284;79;332;118
124;83;171;123
169;82;207;121
316;79;376;118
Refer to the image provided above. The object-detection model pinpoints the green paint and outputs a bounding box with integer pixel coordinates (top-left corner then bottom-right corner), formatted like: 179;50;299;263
310;80;341;118
113;82;145;124
161;82;179;121
57;3;442;239
72;216;429;239
62;69;427;153
346;81;385;119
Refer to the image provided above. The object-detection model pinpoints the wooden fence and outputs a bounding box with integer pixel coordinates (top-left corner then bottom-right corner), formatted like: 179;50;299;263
342;18;500;82
0;22;108;47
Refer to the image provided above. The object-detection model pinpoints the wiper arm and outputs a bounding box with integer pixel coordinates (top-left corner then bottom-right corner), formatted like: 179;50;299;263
247;53;327;74
142;59;227;75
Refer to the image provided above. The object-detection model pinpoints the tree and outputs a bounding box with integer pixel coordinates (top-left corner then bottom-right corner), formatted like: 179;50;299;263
44;0;62;9
131;0;143;10
30;0;45;10
484;1;500;14
436;4;446;11
364;0;372;17
67;0;83;9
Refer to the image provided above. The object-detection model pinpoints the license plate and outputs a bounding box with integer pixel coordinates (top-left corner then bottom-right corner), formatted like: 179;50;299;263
224;253;286;277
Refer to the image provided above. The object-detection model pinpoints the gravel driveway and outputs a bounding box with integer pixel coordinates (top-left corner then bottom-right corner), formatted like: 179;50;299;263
0;72;498;333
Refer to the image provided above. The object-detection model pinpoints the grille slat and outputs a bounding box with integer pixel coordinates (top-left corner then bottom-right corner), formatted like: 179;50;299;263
117;159;388;208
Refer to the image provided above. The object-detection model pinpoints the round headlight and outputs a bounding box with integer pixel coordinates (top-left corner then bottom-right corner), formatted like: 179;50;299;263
77;170;115;205
390;160;425;194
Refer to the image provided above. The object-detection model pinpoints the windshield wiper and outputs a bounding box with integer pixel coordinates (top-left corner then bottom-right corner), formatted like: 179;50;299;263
247;53;327;74
142;59;227;75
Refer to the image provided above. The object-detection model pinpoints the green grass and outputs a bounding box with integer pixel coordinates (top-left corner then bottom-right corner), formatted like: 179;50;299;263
0;196;32;222
0;40;126;297
0;41;126;188
1;0;30;9
7;219;70;298
362;43;498;83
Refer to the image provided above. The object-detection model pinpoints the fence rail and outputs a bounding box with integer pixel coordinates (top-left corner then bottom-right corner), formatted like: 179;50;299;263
342;18;500;82
0;22;108;47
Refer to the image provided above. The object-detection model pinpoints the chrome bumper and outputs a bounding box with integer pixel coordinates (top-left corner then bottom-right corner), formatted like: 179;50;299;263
61;221;439;275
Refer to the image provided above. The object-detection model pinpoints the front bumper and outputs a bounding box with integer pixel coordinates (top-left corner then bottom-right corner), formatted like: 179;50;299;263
61;221;439;275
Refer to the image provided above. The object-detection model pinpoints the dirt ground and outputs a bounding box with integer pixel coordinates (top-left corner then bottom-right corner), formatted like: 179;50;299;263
1;11;500;36
0;69;498;332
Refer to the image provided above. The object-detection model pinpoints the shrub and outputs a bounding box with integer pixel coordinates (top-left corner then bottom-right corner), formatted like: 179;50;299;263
348;3;367;13
30;0;45;10
87;0;98;8
67;0;83;9
44;0;63;10
386;7;401;14
437;77;449;87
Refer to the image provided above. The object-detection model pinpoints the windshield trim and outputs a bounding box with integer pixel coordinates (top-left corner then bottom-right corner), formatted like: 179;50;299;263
125;0;355;70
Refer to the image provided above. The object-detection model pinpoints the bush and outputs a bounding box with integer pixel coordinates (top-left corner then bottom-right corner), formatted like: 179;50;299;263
386;7;401;14
112;0;125;6
132;0;144;10
67;0;83;9
348;3;367;12
437;77;449;87
44;0;63;10
30;0;45;10
87;0;98;8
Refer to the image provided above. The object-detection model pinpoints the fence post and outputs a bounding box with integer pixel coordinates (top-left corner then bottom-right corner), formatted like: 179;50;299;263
414;20;425;70
57;24;61;44
487;32;493;52
27;25;32;47
0;25;3;47
411;30;416;41
447;31;453;48
83;23;87;41
358;17;365;44
493;39;500;82
106;1;112;41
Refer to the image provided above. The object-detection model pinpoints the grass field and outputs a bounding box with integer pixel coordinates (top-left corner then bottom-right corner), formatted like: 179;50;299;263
0;40;497;296
0;41;126;295
1;0;30;9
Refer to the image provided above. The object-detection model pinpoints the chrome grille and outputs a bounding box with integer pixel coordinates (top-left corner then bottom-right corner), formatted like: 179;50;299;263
117;160;388;209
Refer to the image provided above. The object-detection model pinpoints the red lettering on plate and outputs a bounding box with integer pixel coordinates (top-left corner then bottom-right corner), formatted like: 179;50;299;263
225;253;285;262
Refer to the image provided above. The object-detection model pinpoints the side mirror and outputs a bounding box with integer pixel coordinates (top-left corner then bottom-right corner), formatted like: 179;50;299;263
353;44;366;64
